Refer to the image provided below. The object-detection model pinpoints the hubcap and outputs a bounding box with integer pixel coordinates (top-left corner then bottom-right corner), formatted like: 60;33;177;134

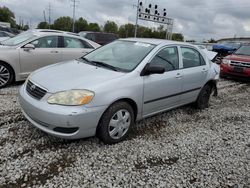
0;65;10;87
108;109;131;140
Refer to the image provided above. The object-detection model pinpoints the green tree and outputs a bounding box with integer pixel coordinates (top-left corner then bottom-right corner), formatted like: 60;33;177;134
87;23;101;32
118;23;135;38
0;6;16;27
75;17;88;33
37;22;49;29
53;16;73;31
22;24;29;31
103;21;118;33
172;33;184;41
208;38;216;43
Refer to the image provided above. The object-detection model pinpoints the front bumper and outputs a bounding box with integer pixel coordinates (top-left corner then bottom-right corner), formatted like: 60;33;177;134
19;84;107;139
220;64;250;78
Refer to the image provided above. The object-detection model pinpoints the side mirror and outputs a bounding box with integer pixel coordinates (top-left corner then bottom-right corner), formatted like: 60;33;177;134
141;63;165;76
23;44;35;51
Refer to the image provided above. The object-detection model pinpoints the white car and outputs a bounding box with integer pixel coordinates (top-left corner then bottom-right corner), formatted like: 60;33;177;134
0;29;100;88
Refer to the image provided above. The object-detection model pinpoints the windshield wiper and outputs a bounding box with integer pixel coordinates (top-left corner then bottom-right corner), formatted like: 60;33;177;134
91;60;119;72
81;57;119;72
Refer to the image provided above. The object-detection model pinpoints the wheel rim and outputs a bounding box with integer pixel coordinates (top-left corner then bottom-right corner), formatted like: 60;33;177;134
108;109;131;140
0;65;10;87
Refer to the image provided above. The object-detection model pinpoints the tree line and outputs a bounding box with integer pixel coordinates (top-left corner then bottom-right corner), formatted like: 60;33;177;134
38;17;184;41
1;6;184;41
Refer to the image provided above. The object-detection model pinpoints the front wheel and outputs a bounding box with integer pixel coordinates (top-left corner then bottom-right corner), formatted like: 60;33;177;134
195;84;212;109
97;101;135;144
0;62;14;89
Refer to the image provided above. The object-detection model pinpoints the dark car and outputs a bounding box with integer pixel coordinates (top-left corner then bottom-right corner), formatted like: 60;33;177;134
220;45;250;79
79;31;118;45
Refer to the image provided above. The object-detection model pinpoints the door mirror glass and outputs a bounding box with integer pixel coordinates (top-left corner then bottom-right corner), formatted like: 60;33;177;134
141;64;165;76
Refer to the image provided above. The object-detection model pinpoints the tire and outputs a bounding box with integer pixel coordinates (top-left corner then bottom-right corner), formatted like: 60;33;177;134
0;62;14;89
195;84;212;109
97;101;135;144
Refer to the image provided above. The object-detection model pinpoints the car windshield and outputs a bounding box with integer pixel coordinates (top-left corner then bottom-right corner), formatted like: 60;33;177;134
234;46;250;56
1;31;35;46
83;40;155;72
222;42;241;49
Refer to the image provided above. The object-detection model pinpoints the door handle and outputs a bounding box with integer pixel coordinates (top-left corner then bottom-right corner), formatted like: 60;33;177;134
50;50;59;53
175;73;182;78
202;68;208;73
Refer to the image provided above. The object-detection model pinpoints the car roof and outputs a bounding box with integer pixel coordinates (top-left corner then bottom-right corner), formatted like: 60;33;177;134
120;38;193;46
29;29;80;37
79;31;117;35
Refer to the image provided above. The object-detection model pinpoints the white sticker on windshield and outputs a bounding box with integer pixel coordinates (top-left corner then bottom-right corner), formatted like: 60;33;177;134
134;42;151;47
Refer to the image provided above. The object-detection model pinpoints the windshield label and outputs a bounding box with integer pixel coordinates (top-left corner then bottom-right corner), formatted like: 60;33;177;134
134;42;151;48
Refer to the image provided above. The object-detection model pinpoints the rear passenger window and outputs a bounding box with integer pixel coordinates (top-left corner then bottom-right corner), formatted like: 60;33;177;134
63;37;93;49
181;47;206;68
150;47;179;72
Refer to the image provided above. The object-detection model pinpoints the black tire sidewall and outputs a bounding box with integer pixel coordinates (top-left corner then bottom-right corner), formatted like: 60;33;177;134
0;62;14;89
97;101;135;144
196;85;212;109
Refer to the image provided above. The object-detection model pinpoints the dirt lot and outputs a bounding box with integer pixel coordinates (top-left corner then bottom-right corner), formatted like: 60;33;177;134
0;79;250;188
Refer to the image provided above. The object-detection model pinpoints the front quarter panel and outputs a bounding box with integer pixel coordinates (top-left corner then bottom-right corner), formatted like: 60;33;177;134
85;72;144;119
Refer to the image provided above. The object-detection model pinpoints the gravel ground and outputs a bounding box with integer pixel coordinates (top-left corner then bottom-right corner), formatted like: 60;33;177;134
0;79;250;188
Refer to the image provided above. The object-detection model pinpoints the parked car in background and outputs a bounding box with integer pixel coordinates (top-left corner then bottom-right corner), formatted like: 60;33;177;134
0;31;15;42
79;31;118;45
220;45;250;79
0;26;20;35
0;29;100;88
19;39;219;144
212;42;242;64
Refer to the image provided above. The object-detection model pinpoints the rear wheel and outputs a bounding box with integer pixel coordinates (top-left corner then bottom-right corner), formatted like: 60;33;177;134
97;101;134;144
0;62;14;89
195;84;212;109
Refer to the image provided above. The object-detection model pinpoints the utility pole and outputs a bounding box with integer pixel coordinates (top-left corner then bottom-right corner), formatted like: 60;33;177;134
71;0;79;33
47;3;52;29
134;0;140;38
43;10;47;23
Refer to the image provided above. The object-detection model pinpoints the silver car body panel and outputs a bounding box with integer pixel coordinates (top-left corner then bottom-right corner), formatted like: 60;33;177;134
19;38;220;139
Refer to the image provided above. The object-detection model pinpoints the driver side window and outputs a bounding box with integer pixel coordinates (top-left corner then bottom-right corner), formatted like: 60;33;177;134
150;47;179;72
31;36;58;48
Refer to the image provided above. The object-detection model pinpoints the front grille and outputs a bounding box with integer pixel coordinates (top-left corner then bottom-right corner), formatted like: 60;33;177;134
230;61;250;68
26;80;47;100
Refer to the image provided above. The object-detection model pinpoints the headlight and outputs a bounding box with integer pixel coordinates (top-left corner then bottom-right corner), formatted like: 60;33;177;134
222;59;230;65
47;90;94;106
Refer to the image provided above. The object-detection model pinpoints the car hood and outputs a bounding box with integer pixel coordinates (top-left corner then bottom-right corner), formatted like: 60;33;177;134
227;54;250;62
30;60;126;93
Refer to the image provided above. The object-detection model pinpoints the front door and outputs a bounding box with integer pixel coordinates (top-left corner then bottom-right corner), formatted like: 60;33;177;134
143;46;182;116
19;36;62;77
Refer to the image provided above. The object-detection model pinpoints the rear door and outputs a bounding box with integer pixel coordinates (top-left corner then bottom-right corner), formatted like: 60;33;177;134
143;46;182;116
61;36;94;61
19;35;62;76
179;46;209;103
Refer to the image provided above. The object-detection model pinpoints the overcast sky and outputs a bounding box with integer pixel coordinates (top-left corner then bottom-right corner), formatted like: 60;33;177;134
1;0;250;41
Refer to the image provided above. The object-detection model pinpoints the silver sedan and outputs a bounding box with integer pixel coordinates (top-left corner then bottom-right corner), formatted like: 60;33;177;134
0;29;100;88
19;38;219;144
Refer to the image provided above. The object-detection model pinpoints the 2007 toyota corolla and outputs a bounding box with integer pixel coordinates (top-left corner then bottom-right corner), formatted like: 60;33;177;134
19;38;219;144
